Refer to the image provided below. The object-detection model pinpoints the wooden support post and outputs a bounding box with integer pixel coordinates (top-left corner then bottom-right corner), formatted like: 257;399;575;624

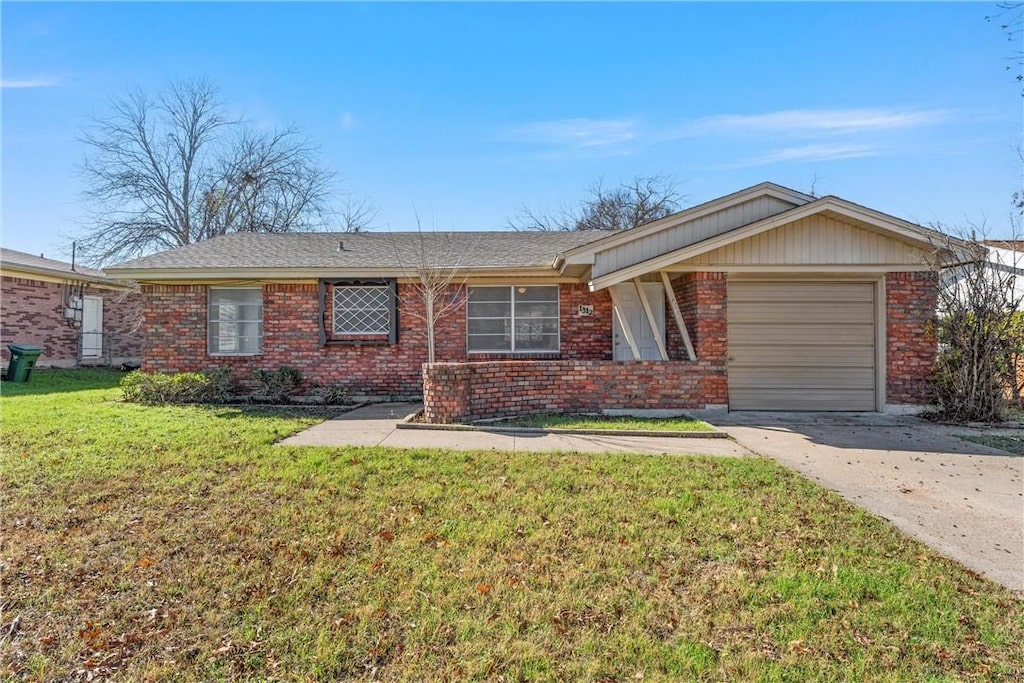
608;286;641;360
660;271;696;361
632;278;668;361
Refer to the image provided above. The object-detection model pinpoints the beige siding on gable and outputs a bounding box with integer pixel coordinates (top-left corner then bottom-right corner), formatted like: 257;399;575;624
678;214;929;267
592;195;797;278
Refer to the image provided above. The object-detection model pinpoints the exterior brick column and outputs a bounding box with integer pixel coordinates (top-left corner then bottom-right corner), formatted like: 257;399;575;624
886;271;938;405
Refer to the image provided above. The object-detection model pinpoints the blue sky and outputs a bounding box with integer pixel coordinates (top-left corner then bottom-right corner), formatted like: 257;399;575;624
2;2;1021;263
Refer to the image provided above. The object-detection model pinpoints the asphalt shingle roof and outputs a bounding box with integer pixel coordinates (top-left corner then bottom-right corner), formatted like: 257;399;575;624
0;247;110;281
107;231;605;272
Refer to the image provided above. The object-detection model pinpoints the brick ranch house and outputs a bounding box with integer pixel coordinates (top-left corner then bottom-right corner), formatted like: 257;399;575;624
105;183;960;422
0;248;143;368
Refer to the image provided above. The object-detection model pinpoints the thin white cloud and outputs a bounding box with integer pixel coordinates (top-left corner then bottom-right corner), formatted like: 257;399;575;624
1;77;60;89
501;117;637;149
339;112;357;131
677;108;947;137
717;144;878;170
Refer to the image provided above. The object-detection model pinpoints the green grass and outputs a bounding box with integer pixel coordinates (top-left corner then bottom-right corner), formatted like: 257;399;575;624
492;413;713;432
2;370;1022;681
960;434;1024;455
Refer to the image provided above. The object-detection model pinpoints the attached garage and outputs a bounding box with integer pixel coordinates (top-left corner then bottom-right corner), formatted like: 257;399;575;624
558;182;959;413
727;280;878;411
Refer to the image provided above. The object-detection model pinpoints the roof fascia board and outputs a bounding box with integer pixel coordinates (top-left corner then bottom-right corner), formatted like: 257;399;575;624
0;263;130;289
588;198;947;290
561;182;814;265
105;265;579;282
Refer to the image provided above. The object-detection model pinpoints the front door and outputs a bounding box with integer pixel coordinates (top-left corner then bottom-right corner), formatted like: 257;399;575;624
612;282;665;360
81;296;104;358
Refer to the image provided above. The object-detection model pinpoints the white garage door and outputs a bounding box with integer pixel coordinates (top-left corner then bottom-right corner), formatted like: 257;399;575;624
728;280;877;411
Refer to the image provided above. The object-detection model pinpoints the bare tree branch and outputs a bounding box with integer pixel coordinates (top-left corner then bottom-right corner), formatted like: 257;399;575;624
390;221;470;363
76;79;336;265
930;222;1024;422
508;174;684;232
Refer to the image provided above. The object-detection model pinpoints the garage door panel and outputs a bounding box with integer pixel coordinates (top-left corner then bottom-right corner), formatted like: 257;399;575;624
729;322;874;345
729;367;876;390
729;302;875;324
730;345;874;367
730;389;876;411
729;282;875;303
728;281;877;411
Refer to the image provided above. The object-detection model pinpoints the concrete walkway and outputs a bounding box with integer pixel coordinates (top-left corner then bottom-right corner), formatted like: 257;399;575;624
693;411;1024;592
277;402;749;456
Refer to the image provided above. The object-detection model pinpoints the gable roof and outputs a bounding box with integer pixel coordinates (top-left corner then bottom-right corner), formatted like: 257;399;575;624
105;231;606;280
0;247;123;286
585;194;964;290
560;181;815;265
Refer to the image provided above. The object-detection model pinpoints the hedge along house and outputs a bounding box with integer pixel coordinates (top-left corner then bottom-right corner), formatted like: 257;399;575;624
105;183;958;421
0;247;143;368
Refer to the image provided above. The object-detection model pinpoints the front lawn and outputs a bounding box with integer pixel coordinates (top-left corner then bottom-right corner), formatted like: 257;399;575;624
490;413;713;432
2;370;1022;680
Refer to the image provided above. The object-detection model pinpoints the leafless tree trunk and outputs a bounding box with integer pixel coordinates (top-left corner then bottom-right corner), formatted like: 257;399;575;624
391;225;469;363
78;80;336;265
508;174;684;232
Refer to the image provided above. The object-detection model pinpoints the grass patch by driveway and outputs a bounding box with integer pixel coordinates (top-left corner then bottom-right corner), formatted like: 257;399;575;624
492;413;713;432
960;434;1024;455
2;370;1022;681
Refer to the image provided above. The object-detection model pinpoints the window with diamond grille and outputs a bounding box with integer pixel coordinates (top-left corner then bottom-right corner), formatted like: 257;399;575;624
333;285;391;335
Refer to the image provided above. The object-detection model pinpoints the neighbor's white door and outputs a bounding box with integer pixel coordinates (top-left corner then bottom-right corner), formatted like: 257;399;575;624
81;296;104;357
612;282;665;361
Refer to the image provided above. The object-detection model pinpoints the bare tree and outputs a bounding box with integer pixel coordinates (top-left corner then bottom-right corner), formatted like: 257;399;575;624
509;174;683;232
987;2;1024;96
337;195;380;233
391;224;469;363
932;227;1024;422
78;80;335;264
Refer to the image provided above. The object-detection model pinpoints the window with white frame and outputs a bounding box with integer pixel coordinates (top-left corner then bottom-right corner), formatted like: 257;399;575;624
467;285;559;353
333;285;391;335
208;288;263;355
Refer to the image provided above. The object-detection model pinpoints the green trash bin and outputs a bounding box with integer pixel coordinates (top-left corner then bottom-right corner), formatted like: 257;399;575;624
6;344;43;382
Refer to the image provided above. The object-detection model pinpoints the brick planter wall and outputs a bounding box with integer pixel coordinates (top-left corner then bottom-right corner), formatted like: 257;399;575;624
422;359;729;423
886;271;939;405
1;275;142;366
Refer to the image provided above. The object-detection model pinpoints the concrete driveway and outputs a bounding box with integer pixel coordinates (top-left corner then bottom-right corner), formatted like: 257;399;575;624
693;411;1024;593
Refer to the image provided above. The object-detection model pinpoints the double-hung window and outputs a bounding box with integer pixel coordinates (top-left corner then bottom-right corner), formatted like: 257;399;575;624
467;285;559;353
208;288;263;355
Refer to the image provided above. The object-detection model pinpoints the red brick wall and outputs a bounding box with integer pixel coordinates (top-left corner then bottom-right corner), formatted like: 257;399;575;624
140;270;935;409
140;282;619;397
0;275;142;366
886;271;938;404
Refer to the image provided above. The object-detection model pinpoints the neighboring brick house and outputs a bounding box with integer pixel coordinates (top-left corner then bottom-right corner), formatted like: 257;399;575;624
106;183;959;421
0;248;143;368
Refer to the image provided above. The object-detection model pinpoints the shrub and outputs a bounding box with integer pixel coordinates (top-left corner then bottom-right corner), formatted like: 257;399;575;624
120;371;216;405
252;367;303;403
203;366;236;402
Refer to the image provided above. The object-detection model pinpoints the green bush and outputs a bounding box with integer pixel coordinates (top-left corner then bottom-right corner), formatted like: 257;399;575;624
120;369;236;405
252;367;303;403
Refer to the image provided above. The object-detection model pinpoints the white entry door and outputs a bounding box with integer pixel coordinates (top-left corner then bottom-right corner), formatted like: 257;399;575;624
81;296;104;358
612;282;665;360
